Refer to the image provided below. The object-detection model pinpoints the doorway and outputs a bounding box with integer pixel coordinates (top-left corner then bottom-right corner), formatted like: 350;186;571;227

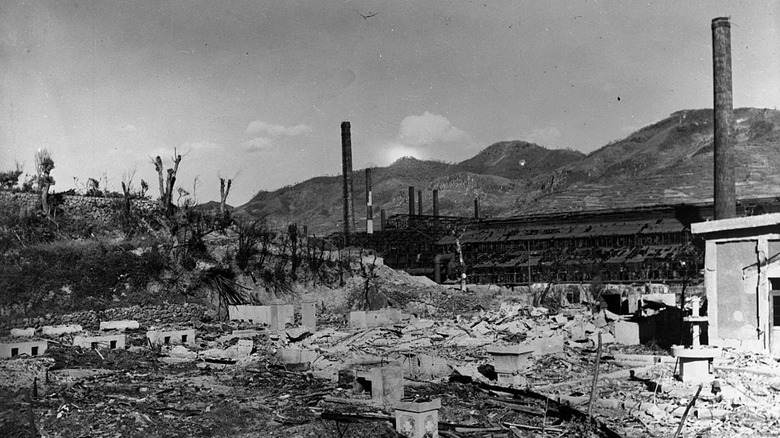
770;278;780;355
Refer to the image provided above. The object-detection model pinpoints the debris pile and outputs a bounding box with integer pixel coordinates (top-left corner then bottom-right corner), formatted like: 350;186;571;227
2;279;780;437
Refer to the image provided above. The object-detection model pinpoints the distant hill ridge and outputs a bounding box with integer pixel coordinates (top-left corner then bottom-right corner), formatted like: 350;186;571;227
235;108;780;234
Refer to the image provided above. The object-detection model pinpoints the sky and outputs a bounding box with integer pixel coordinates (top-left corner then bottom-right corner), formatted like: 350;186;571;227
1;1;778;205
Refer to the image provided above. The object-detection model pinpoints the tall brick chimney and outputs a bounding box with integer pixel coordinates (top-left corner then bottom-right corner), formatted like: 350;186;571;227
433;189;439;218
365;168;373;234
712;17;736;219
341;122;355;238
408;186;415;216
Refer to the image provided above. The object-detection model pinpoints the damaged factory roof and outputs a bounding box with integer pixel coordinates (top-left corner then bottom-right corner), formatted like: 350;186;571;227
436;218;687;246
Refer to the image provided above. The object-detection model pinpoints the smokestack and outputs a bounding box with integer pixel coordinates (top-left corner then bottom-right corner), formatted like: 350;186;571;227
341;122;355;237
380;209;386;231
408;186;415;216
365;168;373;234
417;190;423;215
712;17;736;220
474;198;480;219
433;189;439;218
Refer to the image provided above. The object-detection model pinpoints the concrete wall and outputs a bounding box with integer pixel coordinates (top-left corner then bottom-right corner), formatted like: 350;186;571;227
705;235;777;351
715;240;759;341
0;340;48;358
73;334;126;350
147;329;196;346
228;304;294;326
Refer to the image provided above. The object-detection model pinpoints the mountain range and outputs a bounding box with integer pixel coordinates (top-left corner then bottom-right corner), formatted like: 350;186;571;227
235;108;780;234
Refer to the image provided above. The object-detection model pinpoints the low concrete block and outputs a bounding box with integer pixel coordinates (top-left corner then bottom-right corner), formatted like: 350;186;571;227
678;357;714;382
277;347;319;365
10;328;35;338
228;304;293;327
496;372;527;387
355;366;403;406
73;334;126;350
228;305;271;324
0;340;48;358
394;399;440;438
351;309;404;329
301;300;317;329
615;321;640;345
486;345;534;373
227;339;253;358
147;329;196;346
405;354;450;379
41;325;82;336
349;311;368;329
100;320;139;331
269;301;292;331
366;310;392;327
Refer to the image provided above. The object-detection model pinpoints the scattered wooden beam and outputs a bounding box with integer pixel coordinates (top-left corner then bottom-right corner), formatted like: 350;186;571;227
672;384;702;438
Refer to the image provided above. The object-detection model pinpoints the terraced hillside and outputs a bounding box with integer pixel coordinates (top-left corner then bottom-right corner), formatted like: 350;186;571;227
236;108;780;233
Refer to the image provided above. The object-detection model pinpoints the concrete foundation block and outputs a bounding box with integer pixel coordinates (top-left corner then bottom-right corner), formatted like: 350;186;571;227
365;310;391;327
10;328;35;338
405;354;450;379
147;329;196;346
277;347;319;365
228;305;271;324
301;300;317;329
678;357;714;383
73;334;126;350
496;372;527;387
355;366;404;405
395;399;441;438
99;320;139;331
615;321;640;345
269;301;293;331
349;311;368;329
41;325;82;336
486;345;534;374
0;340;48;358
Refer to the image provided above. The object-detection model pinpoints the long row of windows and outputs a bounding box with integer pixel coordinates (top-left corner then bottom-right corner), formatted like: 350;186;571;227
463;233;685;253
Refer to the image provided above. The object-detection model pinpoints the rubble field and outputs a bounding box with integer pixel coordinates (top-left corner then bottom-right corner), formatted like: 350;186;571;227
4;278;780;438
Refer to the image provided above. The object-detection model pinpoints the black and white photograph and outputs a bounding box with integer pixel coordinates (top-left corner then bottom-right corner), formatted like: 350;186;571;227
1;1;779;437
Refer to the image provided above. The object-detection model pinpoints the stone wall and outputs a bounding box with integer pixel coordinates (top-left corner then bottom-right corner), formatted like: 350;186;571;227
0;303;210;333
0;191;159;224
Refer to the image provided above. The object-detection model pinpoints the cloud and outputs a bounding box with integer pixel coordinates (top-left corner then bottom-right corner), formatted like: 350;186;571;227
245;120;311;137
397;111;466;146
242;136;274;152
527;126;562;147
380;141;424;164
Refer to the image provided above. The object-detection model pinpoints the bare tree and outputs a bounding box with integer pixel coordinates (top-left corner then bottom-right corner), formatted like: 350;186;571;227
35;149;55;215
219;177;232;217
151;149;182;214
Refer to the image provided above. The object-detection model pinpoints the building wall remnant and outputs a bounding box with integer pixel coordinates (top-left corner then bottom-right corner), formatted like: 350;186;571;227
692;212;780;354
